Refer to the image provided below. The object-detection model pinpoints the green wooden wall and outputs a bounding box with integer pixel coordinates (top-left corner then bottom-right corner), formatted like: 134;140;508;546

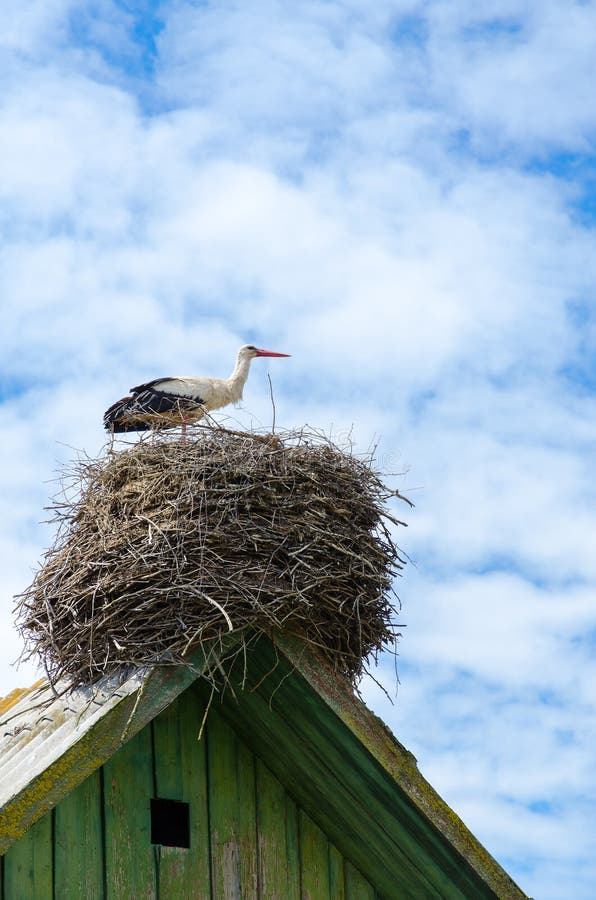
1;687;379;900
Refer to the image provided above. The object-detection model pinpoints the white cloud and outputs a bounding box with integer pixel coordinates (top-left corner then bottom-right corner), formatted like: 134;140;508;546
425;0;596;150
404;573;596;685
0;0;74;56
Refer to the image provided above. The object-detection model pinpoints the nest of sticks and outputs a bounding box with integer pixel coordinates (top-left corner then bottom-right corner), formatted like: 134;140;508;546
15;426;411;689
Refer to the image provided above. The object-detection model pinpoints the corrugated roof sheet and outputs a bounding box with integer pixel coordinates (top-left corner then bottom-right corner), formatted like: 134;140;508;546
0;669;145;813
0;681;44;717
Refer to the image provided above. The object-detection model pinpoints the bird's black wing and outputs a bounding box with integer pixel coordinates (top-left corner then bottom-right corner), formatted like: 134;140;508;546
104;386;205;433
130;377;176;394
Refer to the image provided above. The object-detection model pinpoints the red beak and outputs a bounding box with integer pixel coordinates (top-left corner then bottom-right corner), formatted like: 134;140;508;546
255;348;291;357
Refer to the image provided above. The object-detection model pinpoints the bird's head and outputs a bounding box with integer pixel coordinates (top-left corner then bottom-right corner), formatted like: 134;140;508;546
240;344;291;360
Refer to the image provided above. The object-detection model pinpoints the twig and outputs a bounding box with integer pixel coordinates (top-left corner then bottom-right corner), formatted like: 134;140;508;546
267;373;276;434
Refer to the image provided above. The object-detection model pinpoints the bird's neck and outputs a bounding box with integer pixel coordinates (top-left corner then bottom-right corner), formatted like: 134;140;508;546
227;353;253;402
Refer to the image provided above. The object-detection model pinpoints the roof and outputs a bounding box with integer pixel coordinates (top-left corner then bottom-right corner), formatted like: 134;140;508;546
0;632;528;899
0;650;208;852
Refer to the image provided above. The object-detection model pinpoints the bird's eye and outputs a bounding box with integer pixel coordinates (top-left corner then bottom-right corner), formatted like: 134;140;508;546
246;345;257;351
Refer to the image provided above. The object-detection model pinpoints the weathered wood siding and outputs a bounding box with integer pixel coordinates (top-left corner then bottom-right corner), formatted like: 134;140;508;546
1;688;379;900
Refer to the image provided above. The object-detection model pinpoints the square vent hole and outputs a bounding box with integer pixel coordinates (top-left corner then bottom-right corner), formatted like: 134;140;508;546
151;797;190;848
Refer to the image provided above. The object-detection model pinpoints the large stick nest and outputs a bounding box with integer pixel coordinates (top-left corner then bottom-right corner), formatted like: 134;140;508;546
15;426;410;689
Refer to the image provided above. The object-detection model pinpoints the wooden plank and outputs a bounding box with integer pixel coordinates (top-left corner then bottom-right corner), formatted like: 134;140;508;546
54;770;104;900
236;737;258;898
207;709;238;898
329;846;346;900
285;794;302;900
344;860;375;900
299;810;330;900
207;708;259;900
179;686;212;896
152;689;211;898
256;759;291;899
153;694;184;797
103;727;156;900
3;812;53;900
207;709;241;899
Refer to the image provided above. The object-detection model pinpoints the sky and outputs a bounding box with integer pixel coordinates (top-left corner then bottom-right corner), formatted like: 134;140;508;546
1;1;596;896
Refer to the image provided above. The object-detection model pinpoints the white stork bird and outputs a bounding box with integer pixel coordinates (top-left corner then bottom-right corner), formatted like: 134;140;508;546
104;344;290;433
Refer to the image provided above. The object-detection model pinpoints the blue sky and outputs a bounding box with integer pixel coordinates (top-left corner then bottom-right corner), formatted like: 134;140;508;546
1;2;596;897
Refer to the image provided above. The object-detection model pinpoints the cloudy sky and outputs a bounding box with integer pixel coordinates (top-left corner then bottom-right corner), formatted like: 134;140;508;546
2;1;596;896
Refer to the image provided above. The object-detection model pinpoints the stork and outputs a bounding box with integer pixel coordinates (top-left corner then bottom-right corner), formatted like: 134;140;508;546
103;344;290;433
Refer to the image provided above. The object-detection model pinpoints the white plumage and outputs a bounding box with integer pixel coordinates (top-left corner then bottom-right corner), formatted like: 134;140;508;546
104;344;290;433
